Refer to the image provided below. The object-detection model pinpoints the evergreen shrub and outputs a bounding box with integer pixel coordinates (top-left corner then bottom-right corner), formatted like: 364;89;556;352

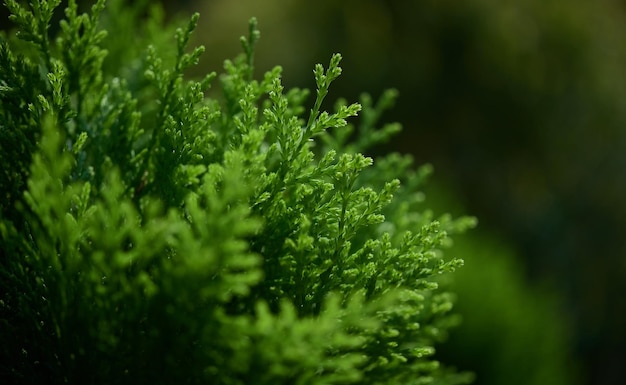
0;1;476;384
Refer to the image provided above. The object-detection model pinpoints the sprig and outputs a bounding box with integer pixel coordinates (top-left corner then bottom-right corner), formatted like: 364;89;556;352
4;0;61;68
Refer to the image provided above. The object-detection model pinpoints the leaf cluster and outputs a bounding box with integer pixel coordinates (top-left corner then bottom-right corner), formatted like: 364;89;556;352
0;1;475;384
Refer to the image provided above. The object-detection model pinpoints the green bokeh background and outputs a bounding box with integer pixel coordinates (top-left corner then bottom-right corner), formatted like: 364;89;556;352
3;0;625;384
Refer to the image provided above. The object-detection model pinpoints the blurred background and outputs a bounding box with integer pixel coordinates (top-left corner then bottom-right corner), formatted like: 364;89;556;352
3;0;626;384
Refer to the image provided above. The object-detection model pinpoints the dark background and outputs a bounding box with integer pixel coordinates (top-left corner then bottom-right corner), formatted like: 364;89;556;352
2;1;625;384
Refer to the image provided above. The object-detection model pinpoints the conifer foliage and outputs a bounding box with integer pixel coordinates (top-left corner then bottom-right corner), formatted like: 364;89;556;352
0;1;476;384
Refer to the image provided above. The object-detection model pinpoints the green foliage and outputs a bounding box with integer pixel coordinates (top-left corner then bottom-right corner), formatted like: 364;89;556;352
1;1;475;384
437;232;581;385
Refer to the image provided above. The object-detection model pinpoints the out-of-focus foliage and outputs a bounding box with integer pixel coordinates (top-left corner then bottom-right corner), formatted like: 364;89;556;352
399;178;582;385
438;231;581;385
192;1;626;384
